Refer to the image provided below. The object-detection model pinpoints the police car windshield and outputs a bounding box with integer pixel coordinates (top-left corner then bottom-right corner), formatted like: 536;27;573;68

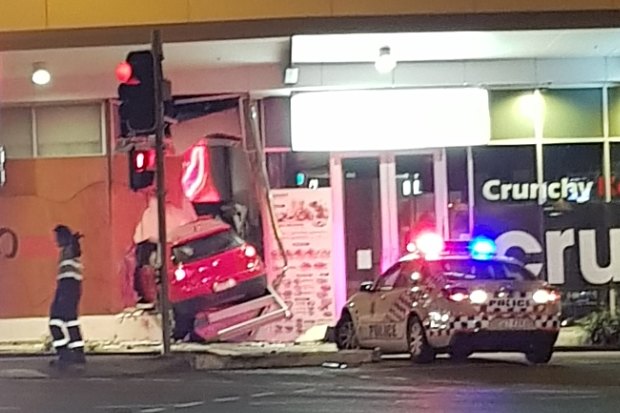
430;259;535;281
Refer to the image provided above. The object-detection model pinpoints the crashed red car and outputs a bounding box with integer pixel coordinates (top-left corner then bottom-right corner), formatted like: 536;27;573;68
167;217;267;340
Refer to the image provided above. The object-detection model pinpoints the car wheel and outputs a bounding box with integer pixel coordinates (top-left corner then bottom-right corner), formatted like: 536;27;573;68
408;316;435;364
525;344;554;364
335;312;359;350
450;348;473;363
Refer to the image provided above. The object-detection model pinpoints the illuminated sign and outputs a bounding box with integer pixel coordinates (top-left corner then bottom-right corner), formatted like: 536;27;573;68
181;140;221;203
482;178;594;204
291;88;490;152
495;228;620;285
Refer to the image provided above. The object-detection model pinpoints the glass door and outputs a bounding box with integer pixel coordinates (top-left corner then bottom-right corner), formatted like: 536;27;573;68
331;150;448;302
384;150;450;263
341;157;383;299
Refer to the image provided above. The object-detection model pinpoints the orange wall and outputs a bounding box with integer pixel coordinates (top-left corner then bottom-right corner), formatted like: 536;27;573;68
1;0;620;32
0;157;116;318
0;154;184;319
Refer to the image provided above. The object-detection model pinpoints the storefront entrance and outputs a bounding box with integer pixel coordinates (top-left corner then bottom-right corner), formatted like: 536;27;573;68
331;150;458;298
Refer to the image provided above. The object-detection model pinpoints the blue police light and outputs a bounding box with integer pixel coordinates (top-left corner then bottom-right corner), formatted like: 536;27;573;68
469;236;496;259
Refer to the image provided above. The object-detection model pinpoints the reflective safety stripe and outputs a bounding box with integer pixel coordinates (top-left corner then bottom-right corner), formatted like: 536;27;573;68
57;272;83;281
49;319;70;348
59;259;83;269
52;338;70;348
67;341;85;349
66;320;80;328
49;319;66;328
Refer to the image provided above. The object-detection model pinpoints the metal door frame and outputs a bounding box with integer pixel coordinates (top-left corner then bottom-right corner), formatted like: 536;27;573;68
330;149;449;278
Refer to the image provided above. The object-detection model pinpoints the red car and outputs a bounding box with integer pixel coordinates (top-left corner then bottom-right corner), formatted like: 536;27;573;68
167;218;267;340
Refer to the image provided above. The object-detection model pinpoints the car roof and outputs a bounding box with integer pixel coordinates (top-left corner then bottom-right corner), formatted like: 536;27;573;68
398;253;524;266
168;217;231;246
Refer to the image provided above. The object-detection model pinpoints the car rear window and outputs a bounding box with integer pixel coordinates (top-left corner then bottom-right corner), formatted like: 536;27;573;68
172;229;243;264
430;259;535;281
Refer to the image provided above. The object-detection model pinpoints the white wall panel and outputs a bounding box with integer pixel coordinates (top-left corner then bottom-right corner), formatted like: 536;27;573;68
394;61;466;86
535;58;606;85
464;59;537;86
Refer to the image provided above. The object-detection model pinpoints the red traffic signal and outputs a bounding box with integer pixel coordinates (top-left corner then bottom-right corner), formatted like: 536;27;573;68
131;149;155;173
129;149;155;191
117;50;156;136
115;61;133;84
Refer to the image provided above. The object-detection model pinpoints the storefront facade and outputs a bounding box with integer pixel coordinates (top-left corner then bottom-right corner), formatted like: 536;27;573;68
264;82;620;321
4;3;620;342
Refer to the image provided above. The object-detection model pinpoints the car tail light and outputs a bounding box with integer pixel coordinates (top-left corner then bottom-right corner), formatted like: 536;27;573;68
174;267;187;281
533;289;560;304
244;244;257;258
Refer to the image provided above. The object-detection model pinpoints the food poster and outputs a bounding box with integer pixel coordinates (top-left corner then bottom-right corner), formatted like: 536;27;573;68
255;188;336;343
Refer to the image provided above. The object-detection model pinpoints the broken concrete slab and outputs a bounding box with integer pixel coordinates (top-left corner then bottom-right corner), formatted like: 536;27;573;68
189;343;379;370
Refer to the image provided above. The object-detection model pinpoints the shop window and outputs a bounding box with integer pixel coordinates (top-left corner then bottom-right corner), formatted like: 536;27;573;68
0;107;33;158
266;152;330;189
396;154;436;250
610;143;620;202
36;103;103;157
489;90;536;141
543;144;603;206
542;89;603;139
472;145;539;247
473;145;537;204
447;148;470;239
607;87;620;137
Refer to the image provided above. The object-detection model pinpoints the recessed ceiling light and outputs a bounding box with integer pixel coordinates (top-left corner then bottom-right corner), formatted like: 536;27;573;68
32;63;51;86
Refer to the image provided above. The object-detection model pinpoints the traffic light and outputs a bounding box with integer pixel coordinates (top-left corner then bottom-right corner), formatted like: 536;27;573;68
117;50;157;137
129;149;155;191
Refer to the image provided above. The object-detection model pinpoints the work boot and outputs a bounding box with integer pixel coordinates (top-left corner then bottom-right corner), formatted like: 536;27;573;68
49;350;72;369
71;349;87;365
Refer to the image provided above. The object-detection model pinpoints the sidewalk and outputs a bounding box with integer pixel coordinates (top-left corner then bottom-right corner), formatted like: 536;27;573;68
0;341;379;374
0;325;604;375
0;355;191;379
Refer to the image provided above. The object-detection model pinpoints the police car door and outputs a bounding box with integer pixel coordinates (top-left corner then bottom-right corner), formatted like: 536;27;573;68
360;263;409;350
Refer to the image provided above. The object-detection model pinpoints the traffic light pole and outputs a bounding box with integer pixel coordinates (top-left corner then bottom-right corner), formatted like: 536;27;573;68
151;30;172;356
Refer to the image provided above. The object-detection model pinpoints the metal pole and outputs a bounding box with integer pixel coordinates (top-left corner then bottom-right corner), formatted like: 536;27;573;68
152;30;172;355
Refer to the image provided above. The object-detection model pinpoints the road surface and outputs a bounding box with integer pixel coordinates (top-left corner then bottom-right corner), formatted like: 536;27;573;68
1;352;619;412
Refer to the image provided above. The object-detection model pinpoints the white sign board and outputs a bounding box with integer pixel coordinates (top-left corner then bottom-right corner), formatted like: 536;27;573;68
257;188;336;342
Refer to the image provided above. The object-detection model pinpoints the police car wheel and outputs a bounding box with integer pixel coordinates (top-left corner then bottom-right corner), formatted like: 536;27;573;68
335;312;359;350
525;345;554;364
408;316;435;364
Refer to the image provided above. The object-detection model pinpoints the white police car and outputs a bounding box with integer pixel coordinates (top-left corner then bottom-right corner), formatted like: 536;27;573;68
335;234;561;364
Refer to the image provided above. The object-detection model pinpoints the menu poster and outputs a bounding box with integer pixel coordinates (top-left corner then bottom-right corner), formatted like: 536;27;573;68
255;188;336;343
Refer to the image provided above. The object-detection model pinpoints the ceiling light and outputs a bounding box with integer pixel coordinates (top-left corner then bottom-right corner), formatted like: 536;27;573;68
31;63;51;86
374;46;396;74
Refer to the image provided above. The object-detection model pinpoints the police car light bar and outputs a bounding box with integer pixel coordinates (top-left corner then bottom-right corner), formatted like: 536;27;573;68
408;233;498;260
412;232;445;258
469;236;497;259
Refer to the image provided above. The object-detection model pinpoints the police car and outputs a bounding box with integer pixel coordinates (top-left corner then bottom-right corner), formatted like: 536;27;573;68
335;234;561;364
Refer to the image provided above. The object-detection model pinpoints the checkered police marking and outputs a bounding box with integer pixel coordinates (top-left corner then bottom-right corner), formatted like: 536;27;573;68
425;313;560;338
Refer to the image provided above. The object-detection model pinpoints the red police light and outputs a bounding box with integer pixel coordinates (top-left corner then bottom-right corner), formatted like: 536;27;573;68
116;61;133;83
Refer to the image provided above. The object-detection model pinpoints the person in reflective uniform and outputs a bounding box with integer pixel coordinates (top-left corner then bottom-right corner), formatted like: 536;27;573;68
49;225;86;367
